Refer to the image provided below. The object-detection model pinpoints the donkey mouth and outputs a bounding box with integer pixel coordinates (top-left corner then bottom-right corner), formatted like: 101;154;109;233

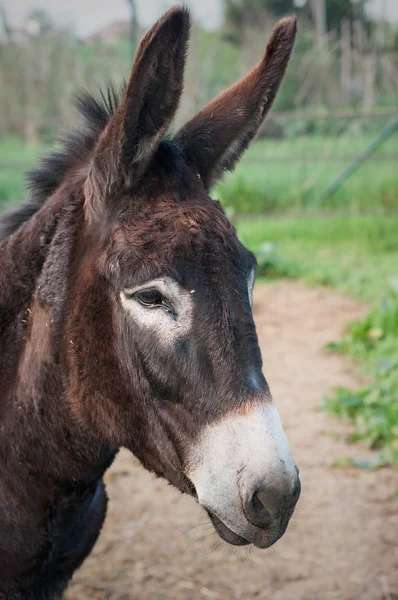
207;511;251;546
206;509;293;549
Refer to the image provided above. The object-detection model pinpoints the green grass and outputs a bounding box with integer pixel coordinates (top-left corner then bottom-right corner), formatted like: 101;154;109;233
322;287;398;468
2;129;397;212
237;213;398;301
0;138;51;207
236;213;398;467
217;133;398;212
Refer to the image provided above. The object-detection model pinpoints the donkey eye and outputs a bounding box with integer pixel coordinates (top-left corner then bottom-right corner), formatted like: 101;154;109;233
123;287;177;319
135;289;164;307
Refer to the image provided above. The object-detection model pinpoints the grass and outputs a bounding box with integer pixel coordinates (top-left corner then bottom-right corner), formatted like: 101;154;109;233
2;130;398;213
322;286;398;468
237;213;398;468
237;213;398;301
0;138;51;207
217;133;398;212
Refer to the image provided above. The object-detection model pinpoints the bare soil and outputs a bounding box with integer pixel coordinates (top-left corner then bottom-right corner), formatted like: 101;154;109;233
65;282;398;600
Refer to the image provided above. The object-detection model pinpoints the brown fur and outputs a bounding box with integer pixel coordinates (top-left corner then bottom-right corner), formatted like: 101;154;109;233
0;7;296;598
176;17;297;187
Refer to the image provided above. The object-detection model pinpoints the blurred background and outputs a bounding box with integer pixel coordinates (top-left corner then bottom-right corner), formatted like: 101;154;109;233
1;1;397;598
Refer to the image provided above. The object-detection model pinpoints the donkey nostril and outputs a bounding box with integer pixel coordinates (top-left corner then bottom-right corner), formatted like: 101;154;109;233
253;492;272;522
243;491;272;529
292;477;301;502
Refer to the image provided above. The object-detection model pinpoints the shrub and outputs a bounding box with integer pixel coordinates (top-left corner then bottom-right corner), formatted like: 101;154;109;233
323;283;398;468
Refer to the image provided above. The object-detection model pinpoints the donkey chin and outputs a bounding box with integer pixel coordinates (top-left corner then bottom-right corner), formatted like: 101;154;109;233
186;403;300;548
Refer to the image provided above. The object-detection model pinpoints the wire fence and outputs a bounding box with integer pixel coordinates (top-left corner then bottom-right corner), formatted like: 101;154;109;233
1;110;397;213
1;110;397;168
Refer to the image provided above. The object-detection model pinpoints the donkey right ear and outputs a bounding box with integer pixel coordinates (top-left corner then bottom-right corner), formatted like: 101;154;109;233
85;6;191;222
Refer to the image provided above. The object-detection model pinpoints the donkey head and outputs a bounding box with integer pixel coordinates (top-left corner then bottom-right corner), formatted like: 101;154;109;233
66;6;300;548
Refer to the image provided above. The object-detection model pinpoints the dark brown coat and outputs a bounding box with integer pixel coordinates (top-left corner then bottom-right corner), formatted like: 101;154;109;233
0;7;297;598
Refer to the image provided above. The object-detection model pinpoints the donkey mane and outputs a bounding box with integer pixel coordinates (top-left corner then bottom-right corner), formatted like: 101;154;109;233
0;84;123;241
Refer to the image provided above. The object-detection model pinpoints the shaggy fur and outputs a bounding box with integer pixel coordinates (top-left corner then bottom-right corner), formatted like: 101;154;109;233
0;6;296;598
0;85;122;242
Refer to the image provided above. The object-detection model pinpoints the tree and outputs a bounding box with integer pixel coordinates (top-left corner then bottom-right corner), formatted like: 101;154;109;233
223;0;369;43
319;0;365;31
126;0;138;58
223;0;307;44
224;0;298;29
24;9;54;36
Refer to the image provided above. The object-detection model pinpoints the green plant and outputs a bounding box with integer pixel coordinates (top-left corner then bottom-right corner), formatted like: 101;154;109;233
217;134;398;213
237;213;398;301
322;363;398;468
323;284;398;468
255;242;300;278
0;138;51;208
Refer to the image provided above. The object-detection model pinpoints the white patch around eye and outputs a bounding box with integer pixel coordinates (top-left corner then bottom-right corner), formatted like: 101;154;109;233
247;269;255;307
120;277;193;343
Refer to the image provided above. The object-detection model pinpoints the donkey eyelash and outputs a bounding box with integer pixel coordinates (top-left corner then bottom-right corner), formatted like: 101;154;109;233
135;289;164;307
124;289;178;319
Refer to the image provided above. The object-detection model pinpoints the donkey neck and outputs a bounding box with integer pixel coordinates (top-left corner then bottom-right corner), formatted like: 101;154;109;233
0;189;116;489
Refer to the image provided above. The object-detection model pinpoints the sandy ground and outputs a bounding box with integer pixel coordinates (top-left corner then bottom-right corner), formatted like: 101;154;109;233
65;281;398;600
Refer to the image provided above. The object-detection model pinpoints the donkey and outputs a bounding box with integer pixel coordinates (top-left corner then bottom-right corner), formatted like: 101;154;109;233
0;6;299;599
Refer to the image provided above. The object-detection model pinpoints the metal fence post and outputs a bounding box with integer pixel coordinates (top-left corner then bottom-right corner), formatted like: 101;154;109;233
314;118;398;206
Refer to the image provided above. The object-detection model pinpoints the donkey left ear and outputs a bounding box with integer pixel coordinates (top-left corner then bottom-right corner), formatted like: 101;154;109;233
175;17;297;189
85;6;191;221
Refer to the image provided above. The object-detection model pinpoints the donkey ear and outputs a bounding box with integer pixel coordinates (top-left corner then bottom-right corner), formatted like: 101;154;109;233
85;6;191;220
175;17;297;189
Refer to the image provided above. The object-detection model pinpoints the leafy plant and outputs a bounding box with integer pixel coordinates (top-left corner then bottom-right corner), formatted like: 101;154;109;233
255;242;301;279
323;283;398;468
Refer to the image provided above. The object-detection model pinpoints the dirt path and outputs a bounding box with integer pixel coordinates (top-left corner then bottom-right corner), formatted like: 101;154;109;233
66;282;398;600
